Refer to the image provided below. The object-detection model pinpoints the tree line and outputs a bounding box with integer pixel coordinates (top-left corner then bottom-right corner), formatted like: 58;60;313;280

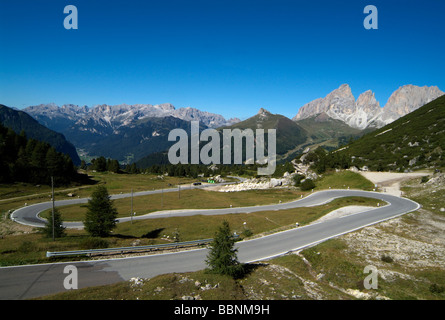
83;156;266;179
0;123;78;185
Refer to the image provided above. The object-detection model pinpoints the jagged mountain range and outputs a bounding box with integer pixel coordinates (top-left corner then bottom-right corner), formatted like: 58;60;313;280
24;103;240;133
23;103;240;163
293;84;444;130
17;83;444;165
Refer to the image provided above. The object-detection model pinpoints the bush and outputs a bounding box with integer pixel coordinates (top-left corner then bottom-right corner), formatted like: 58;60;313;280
242;229;253;237
292;174;305;186
300;178;315;191
421;176;429;183
429;283;444;294
381;254;394;263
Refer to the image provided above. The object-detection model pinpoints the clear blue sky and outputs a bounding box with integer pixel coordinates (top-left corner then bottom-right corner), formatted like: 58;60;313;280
1;0;444;120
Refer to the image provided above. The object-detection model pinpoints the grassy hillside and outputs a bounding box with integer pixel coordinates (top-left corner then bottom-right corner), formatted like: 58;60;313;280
295;113;371;151
0;104;81;165
219;109;307;162
334;95;445;171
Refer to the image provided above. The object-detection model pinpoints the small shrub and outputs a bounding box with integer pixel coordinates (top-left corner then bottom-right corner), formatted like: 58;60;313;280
300;178;316;191
381;254;394;263
421;176;429;183
429;283;444;294
292;174;305;186
242;229;253;237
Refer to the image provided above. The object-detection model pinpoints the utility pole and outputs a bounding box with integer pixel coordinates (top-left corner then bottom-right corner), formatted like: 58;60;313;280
130;188;133;224
51;176;55;241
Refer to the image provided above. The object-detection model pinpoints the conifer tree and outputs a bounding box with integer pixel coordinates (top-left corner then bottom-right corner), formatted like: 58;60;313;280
43;208;66;238
84;185;118;237
205;221;244;278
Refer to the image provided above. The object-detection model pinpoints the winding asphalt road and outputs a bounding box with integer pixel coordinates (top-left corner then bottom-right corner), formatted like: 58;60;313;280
0;188;420;300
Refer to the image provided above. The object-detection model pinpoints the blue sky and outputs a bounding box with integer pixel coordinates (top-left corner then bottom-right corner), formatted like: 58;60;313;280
1;0;444;120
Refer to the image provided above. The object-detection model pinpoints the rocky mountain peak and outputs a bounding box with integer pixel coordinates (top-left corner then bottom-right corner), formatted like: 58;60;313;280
293;84;444;130
381;85;444;122
336;83;353;94
258;107;271;115
293;84;356;124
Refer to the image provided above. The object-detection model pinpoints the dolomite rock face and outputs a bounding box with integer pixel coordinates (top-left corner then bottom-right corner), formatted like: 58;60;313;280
353;90;384;129
293;84;444;130
294;84;356;124
380;85;444;123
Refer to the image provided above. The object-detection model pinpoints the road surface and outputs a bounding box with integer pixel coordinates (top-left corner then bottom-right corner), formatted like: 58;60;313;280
0;189;420;299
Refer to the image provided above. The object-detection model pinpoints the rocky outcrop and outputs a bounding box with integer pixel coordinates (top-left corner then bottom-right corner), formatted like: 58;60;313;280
293;84;444;130
294;84;356;124
217;177;289;192
353;90;384;128
380;85;444;123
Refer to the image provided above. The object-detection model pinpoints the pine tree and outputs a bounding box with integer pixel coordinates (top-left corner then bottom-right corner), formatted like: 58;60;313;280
107;159;120;173
84;185;118;237
205;221;244;278
92;156;107;172
43;208;66;238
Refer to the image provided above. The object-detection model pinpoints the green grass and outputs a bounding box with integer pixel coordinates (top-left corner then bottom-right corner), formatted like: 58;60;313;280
40;188;305;221
403;187;445;218
0;196;379;266
300;238;445;300
335;94;445;171
37;269;246;300
0;170;381;266
314;170;375;191
0;172;199;224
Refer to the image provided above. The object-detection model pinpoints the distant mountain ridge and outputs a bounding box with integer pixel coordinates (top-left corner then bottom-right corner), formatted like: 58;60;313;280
136;108;310;167
23;103;240;163
24;103;240;132
293;84;444;129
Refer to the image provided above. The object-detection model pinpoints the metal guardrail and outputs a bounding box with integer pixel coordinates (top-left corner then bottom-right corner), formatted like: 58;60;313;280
46;238;213;258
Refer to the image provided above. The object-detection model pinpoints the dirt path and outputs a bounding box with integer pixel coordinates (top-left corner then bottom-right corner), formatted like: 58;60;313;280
357;171;429;196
